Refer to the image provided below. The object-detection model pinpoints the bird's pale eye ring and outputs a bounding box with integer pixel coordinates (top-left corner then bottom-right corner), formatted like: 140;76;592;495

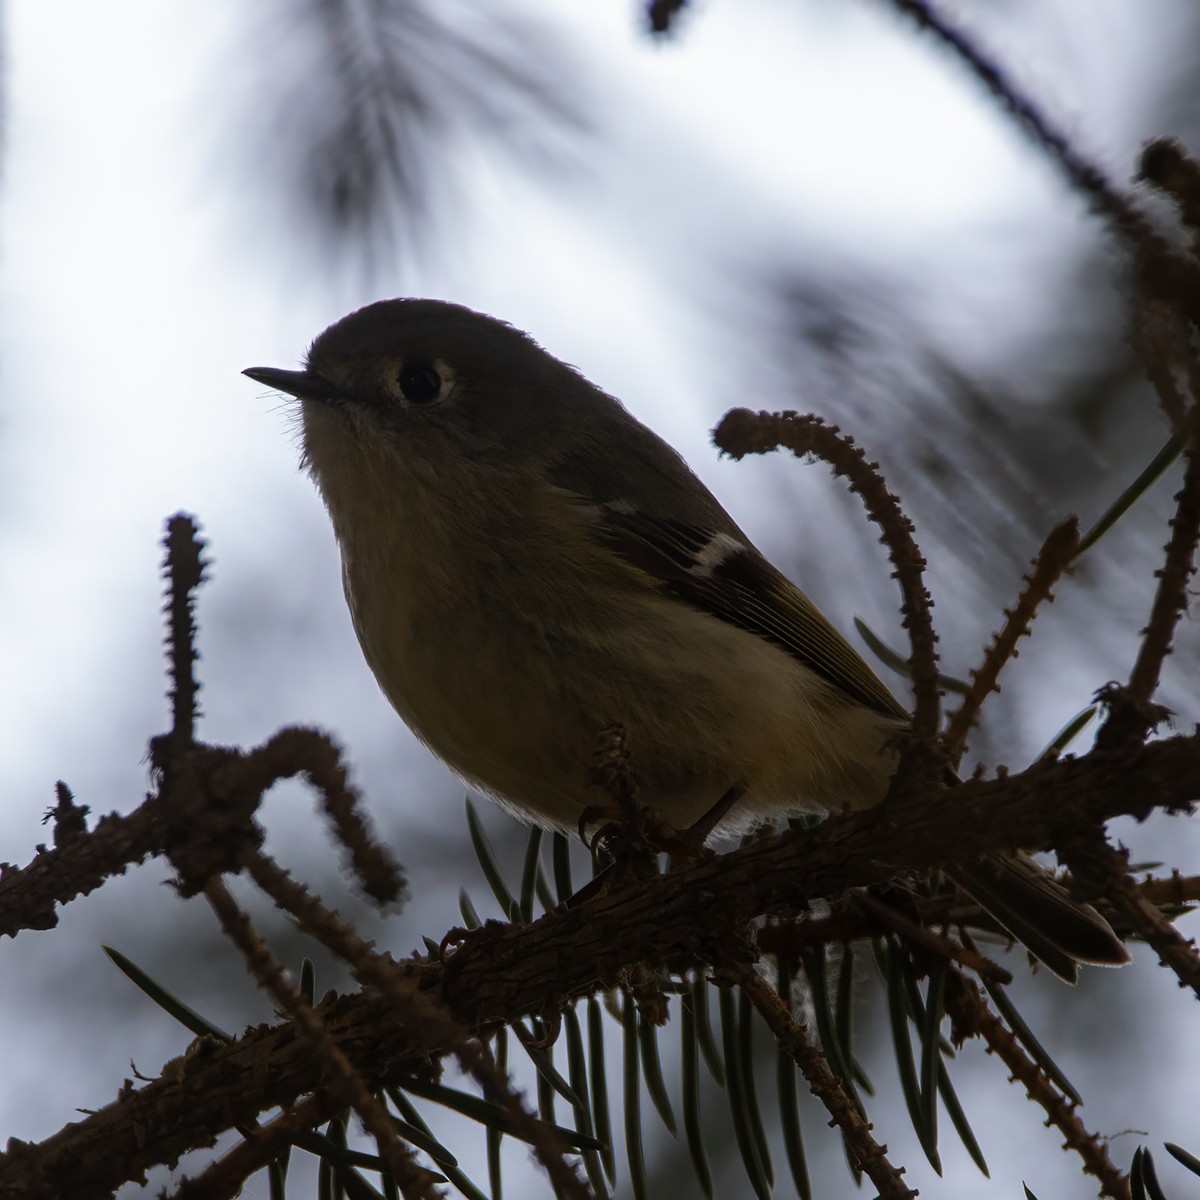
397;360;444;405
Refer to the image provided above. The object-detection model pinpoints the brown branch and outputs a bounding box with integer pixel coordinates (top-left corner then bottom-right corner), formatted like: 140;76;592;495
883;0;1157;256
735;966;916;1199
1130;293;1193;430
851;890;1013;985
0;767;580;1196
45;781;89;847
942;518;1079;765
646;0;688;35
713;408;940;744
1109;874;1200;999
202;879;437;1200
248;727;405;906
944;969;1131;1200
162;514;206;754
1140;871;1200;907
0;725;398;940
3;732;1194;1198
0;800;167;937
1061;839;1200;1001
170;1095;335;1200
244;851;590;1199
879;5;1200;346
0;519;223;938
1140;139;1200;252
1126;436;1200;709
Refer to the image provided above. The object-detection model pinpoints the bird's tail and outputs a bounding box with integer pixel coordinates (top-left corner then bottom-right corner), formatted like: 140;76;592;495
950;852;1130;983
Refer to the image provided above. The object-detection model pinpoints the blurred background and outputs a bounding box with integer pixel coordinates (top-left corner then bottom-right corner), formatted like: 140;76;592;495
2;0;1200;1196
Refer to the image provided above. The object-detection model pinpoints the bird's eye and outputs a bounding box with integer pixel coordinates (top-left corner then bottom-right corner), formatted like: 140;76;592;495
398;361;443;405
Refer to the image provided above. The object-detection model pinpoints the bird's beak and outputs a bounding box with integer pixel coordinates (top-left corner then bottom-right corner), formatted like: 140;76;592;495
242;366;339;402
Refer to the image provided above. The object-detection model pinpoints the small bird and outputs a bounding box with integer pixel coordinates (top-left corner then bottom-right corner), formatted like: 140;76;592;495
245;297;1128;980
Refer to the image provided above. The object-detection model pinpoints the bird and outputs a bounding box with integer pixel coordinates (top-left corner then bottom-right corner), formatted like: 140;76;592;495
244;297;1129;981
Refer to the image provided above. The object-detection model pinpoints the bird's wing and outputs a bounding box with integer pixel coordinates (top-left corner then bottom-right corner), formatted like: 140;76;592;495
587;501;908;722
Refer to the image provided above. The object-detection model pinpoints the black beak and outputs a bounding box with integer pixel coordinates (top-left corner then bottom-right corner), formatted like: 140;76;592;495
242;366;340;402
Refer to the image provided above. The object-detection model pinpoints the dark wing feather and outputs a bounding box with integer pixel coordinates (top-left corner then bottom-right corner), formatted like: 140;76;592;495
590;503;908;721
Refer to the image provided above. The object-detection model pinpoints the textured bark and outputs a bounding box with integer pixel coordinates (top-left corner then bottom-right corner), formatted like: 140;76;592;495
1;731;1196;1199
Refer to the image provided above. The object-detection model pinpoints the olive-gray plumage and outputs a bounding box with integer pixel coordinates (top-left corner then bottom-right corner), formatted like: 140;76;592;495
245;297;1128;980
